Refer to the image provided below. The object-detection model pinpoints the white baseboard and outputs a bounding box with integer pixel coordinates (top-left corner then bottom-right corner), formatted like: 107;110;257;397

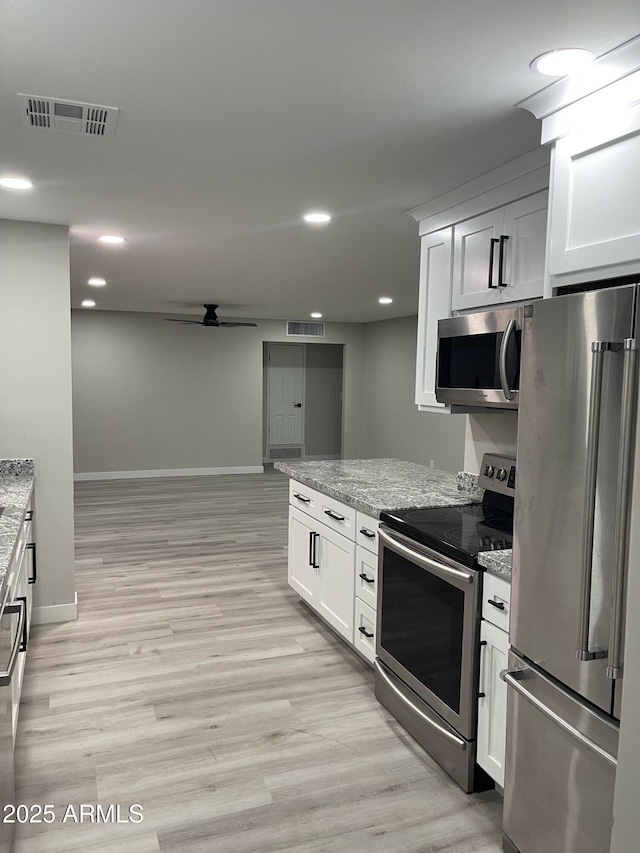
33;593;78;625
74;465;264;482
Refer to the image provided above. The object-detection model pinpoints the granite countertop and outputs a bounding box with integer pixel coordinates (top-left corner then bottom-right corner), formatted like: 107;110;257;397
477;549;512;581
0;460;35;597
274;458;478;518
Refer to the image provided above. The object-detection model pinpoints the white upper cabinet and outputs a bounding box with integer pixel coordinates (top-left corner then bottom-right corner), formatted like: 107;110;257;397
452;192;547;311
415;228;452;410
547;106;640;282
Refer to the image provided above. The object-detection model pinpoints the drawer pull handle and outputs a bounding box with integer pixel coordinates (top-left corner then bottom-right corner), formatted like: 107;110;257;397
358;626;374;639
25;510;34;522
324;509;345;522
487;599;505;611
360;528;375;538
26;543;37;584
294;493;311;503
358;573;375;584
478;692;486;699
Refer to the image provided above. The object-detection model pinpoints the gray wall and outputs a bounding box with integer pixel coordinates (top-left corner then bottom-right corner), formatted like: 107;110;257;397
72;311;365;474
0;220;76;619
362;315;465;472
304;344;343;457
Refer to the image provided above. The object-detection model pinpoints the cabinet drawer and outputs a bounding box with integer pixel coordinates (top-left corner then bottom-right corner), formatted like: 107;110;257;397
355;546;377;609
354;598;376;666
483;572;511;632
316;492;355;539
289;479;320;516
356;511;379;553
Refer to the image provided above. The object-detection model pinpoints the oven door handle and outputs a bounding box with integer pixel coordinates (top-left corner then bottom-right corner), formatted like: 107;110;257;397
374;660;467;750
378;528;474;585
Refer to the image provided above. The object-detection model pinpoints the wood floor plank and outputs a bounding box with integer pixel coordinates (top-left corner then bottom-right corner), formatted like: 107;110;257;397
14;470;503;852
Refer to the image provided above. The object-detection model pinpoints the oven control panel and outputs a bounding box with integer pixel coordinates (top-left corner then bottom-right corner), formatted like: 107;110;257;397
477;453;516;496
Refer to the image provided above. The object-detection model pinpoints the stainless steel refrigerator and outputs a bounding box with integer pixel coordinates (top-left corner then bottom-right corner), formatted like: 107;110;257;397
502;283;639;853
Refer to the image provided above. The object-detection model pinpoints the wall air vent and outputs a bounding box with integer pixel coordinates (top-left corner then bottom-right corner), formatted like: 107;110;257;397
17;94;119;138
268;446;303;460
286;321;325;337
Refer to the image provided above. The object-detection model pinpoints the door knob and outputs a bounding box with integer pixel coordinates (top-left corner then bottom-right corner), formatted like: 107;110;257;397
293;403;302;408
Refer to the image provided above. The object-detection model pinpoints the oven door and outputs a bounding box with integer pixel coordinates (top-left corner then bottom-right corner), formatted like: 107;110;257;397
436;307;522;409
377;526;481;740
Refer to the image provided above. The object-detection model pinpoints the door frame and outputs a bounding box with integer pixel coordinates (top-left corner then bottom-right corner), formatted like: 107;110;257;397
265;342;306;461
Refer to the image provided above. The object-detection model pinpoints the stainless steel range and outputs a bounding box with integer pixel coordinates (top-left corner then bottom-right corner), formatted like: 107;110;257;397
375;453;515;792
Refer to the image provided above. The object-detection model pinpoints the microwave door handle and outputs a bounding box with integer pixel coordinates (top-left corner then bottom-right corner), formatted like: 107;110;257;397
487;238;499;289
577;342;610;662
499;318;517;402
607;339;639;679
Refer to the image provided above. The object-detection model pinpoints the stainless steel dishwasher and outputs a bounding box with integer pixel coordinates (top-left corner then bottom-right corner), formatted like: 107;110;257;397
0;585;26;853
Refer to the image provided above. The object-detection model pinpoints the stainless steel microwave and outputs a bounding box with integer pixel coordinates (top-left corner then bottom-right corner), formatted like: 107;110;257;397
435;306;522;409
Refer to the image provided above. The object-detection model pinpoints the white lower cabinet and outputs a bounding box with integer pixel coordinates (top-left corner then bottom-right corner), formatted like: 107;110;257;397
353;598;376;665
477;574;511;788
287;480;377;662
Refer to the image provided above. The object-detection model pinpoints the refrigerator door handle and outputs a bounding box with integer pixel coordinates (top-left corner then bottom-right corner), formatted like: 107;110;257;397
499;318;517;401
576;341;610;663
607;338;639;679
501;668;617;768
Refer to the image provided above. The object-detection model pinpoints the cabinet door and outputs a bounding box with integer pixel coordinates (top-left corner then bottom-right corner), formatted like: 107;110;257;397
288;506;318;606
316;523;355;642
500;191;547;303
415;228;453;409
452;210;504;310
11;549;28;744
549;108;640;278
477;619;509;787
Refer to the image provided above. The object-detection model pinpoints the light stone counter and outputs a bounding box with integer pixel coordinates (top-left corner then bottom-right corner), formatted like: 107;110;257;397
274;458;477;518
0;460;35;597
477;549;512;581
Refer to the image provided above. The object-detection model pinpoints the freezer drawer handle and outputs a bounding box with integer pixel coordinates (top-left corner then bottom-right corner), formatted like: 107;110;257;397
487;599;505;611
375;660;467;750
500;669;617;768
577;340;613;663
0;598;26;687
607;338;639;679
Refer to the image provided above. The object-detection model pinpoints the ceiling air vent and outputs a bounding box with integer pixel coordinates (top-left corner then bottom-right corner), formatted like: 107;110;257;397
286;321;325;337
17;94;119;138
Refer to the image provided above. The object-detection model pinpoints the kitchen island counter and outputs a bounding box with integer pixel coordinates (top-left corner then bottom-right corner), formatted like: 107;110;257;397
0;459;35;596
477;549;512;581
274;458;476;518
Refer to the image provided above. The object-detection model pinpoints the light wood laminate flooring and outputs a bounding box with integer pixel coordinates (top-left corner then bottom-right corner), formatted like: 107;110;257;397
15;470;503;852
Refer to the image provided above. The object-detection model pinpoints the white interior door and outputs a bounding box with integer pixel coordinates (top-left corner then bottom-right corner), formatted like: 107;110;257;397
268;344;305;446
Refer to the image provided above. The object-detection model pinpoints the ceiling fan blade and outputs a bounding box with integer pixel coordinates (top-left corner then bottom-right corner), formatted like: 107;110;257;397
165;319;203;324
218;321;258;328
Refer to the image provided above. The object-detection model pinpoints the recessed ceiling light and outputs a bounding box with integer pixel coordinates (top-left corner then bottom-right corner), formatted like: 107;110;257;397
82;299;96;308
303;212;332;224
0;177;34;190
530;48;595;77
88;277;107;287
98;235;126;244
310;312;323;319
379;297;393;305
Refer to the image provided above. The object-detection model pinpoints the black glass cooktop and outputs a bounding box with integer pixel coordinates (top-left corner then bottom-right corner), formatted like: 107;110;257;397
380;499;513;569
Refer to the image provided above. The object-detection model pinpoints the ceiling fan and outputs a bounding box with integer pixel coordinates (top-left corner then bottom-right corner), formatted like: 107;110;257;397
165;304;257;328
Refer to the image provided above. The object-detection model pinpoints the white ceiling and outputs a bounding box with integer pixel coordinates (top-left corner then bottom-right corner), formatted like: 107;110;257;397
0;2;638;323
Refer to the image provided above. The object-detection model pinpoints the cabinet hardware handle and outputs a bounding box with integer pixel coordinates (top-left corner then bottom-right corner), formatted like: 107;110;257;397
358;573;375;584
358;626;374;638
308;531;314;567
312;532;320;569
360;528;375;538
26;543;37;584
16;596;28;653
487;599;505;610
294;493;311;503
324;509;345;522
498;235;509;286
488;237;499;288
479;640;487;646
478;692;486;699
25;510;33;522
